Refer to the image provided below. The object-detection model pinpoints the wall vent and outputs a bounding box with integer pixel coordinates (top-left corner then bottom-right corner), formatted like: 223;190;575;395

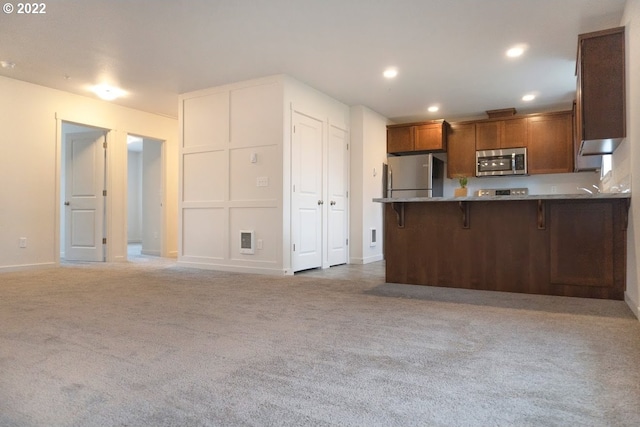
370;228;377;247
240;230;255;254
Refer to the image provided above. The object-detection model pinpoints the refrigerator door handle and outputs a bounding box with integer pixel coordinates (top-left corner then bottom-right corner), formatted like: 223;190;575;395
387;165;393;197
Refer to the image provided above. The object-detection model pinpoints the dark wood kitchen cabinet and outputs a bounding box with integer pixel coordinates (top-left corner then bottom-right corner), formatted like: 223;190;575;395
446;122;476;178
475;118;527;150
549;201;620;293
576;27;625;150
527;111;573;174
387;120;447;154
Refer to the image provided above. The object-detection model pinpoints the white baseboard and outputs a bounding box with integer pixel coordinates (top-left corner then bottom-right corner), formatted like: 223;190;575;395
624;291;640;320
349;254;384;265
0;262;57;273
177;260;288;276
141;250;161;256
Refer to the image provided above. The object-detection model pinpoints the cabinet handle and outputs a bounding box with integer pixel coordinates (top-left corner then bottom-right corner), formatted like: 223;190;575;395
317;200;324;205
330;201;336;206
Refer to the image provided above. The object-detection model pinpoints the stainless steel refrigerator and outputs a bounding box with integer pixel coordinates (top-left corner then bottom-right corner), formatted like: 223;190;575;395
383;153;444;198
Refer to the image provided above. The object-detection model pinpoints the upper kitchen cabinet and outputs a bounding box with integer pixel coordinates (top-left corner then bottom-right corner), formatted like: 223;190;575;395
576;26;625;155
387;120;448;154
573;101;602;171
475;118;528;150
446;122;476;178
527;111;573;174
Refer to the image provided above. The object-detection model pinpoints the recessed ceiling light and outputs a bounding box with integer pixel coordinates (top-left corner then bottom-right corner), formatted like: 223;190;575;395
383;68;398;79
0;61;16;69
428;105;439;113
506;44;527;58
522;94;536;101
91;83;125;101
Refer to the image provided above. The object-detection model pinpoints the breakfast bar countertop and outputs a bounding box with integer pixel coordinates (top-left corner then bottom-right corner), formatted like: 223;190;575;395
373;192;631;203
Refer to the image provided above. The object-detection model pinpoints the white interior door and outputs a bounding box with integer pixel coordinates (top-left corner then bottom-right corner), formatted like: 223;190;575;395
327;125;348;266
64;131;106;261
292;112;323;272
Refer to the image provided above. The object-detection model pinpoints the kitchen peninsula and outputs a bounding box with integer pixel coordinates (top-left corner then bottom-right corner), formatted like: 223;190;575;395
374;193;630;300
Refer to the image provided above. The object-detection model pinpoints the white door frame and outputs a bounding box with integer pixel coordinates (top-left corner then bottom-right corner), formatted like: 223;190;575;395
55;119;112;264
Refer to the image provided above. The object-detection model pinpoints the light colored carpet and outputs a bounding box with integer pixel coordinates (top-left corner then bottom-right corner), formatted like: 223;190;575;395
1;256;639;426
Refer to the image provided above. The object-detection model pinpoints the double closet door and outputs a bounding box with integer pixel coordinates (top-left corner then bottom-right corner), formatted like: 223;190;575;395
291;111;348;272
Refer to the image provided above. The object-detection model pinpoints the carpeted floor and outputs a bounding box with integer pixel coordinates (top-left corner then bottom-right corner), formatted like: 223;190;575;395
1;255;639;426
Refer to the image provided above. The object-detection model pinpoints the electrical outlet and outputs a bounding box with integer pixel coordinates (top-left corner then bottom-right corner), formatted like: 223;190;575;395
19;237;27;248
256;177;269;187
551;185;557;194
257;239;263;250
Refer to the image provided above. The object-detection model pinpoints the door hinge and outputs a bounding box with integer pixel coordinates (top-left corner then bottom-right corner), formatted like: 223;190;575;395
346;191;349;198
103;141;107;149
102;238;107;244
293;125;296;133
103;190;107;197
346;238;349;245
293;243;296;252
346;143;349;150
293;184;296;192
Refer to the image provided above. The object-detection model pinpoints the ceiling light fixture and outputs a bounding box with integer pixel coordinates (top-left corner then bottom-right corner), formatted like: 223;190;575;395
522;94;536;101
0;61;16;69
428;105;439;113
506;44;527;58
383;68;398;79
91;83;125;101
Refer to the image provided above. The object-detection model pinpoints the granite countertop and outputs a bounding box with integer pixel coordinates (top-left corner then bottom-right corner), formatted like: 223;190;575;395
373;192;631;203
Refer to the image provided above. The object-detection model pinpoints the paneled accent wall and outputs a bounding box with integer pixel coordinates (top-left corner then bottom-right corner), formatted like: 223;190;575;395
179;77;284;273
179;75;350;275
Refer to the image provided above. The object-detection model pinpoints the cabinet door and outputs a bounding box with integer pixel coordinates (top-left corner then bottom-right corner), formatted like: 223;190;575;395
550;202;614;288
387;126;413;153
501;118;528;148
579;28;625;141
447;123;476;178
527;113;573;174
475;121;500;150
415;123;446;151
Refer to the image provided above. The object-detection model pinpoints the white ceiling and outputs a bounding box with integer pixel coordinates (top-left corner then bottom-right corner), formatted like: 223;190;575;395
0;0;627;122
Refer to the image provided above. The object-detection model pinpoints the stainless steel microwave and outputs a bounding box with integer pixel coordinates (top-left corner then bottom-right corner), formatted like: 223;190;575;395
476;147;527;177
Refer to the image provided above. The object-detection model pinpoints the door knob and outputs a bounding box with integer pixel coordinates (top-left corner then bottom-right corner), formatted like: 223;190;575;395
64;201;70;206
317;200;324;205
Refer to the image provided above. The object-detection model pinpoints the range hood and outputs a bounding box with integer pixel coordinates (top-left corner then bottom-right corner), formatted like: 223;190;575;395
578;138;623;156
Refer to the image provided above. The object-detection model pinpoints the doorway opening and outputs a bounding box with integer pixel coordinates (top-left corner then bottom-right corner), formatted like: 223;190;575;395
60;121;109;262
126;134;164;259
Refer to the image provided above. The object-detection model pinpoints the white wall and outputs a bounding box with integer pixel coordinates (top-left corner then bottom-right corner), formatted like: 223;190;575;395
127;151;142;243
0;76;178;271
349;105;387;264
142;140;162;255
619;0;640;317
